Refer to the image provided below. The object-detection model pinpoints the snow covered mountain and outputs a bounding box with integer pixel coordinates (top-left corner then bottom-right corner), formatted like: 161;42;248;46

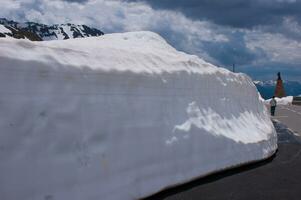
254;80;301;99
0;18;104;41
0;31;277;200
0;23;42;41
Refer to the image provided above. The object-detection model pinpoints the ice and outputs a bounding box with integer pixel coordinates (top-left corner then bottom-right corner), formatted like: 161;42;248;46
0;31;277;200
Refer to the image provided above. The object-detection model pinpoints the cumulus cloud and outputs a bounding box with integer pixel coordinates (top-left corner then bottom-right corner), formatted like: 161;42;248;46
127;0;301;28
1;0;301;80
1;0;231;63
245;31;301;64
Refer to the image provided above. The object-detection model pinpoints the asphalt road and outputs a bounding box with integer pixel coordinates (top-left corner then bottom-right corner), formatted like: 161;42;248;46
145;111;301;200
273;105;301;136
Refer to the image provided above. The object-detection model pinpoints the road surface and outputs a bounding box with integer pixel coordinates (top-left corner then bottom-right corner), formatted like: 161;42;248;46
145;106;301;200
273;105;301;136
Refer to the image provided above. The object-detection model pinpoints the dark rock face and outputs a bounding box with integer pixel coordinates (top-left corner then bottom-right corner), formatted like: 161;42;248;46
0;19;42;41
4;25;43;41
0;18;104;41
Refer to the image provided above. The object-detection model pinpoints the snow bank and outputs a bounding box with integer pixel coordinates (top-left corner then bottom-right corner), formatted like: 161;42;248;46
265;96;293;105
0;32;277;200
258;92;265;102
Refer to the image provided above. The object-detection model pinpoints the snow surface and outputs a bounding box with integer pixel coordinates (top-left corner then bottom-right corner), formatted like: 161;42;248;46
265;96;293;105
0;24;11;35
258;92;265;102
54;25;73;40
0;32;277;200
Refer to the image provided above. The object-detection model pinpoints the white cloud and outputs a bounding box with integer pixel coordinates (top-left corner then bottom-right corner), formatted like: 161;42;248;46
282;17;301;37
245;30;301;64
0;0;21;17
1;0;226;40
276;0;296;3
1;0;301;73
1;0;228;63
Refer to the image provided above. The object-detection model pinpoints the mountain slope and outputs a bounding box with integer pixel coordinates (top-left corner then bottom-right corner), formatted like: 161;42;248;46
0;24;42;41
0;18;104;41
254;80;301;99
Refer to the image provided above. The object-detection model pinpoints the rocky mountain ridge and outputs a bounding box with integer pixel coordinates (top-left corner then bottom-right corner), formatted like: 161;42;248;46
0;18;104;41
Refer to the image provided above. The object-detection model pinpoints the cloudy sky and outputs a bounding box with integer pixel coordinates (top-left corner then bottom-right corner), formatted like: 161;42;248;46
2;0;301;81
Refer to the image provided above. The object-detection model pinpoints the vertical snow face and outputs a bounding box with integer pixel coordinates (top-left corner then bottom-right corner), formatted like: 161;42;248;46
0;32;277;200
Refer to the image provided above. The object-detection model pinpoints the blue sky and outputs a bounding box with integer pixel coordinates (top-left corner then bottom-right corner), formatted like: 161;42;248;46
1;0;301;81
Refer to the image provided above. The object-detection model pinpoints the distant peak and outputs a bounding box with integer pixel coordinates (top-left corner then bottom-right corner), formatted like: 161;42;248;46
0;18;104;41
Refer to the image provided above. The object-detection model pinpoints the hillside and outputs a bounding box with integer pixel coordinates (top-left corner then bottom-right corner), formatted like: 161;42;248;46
0;18;104;41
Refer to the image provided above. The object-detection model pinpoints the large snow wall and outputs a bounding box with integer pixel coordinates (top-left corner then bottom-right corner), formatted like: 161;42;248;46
0;32;277;200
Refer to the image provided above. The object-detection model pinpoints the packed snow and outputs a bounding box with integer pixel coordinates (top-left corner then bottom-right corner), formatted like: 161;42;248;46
265;96;293;105
0;32;277;200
